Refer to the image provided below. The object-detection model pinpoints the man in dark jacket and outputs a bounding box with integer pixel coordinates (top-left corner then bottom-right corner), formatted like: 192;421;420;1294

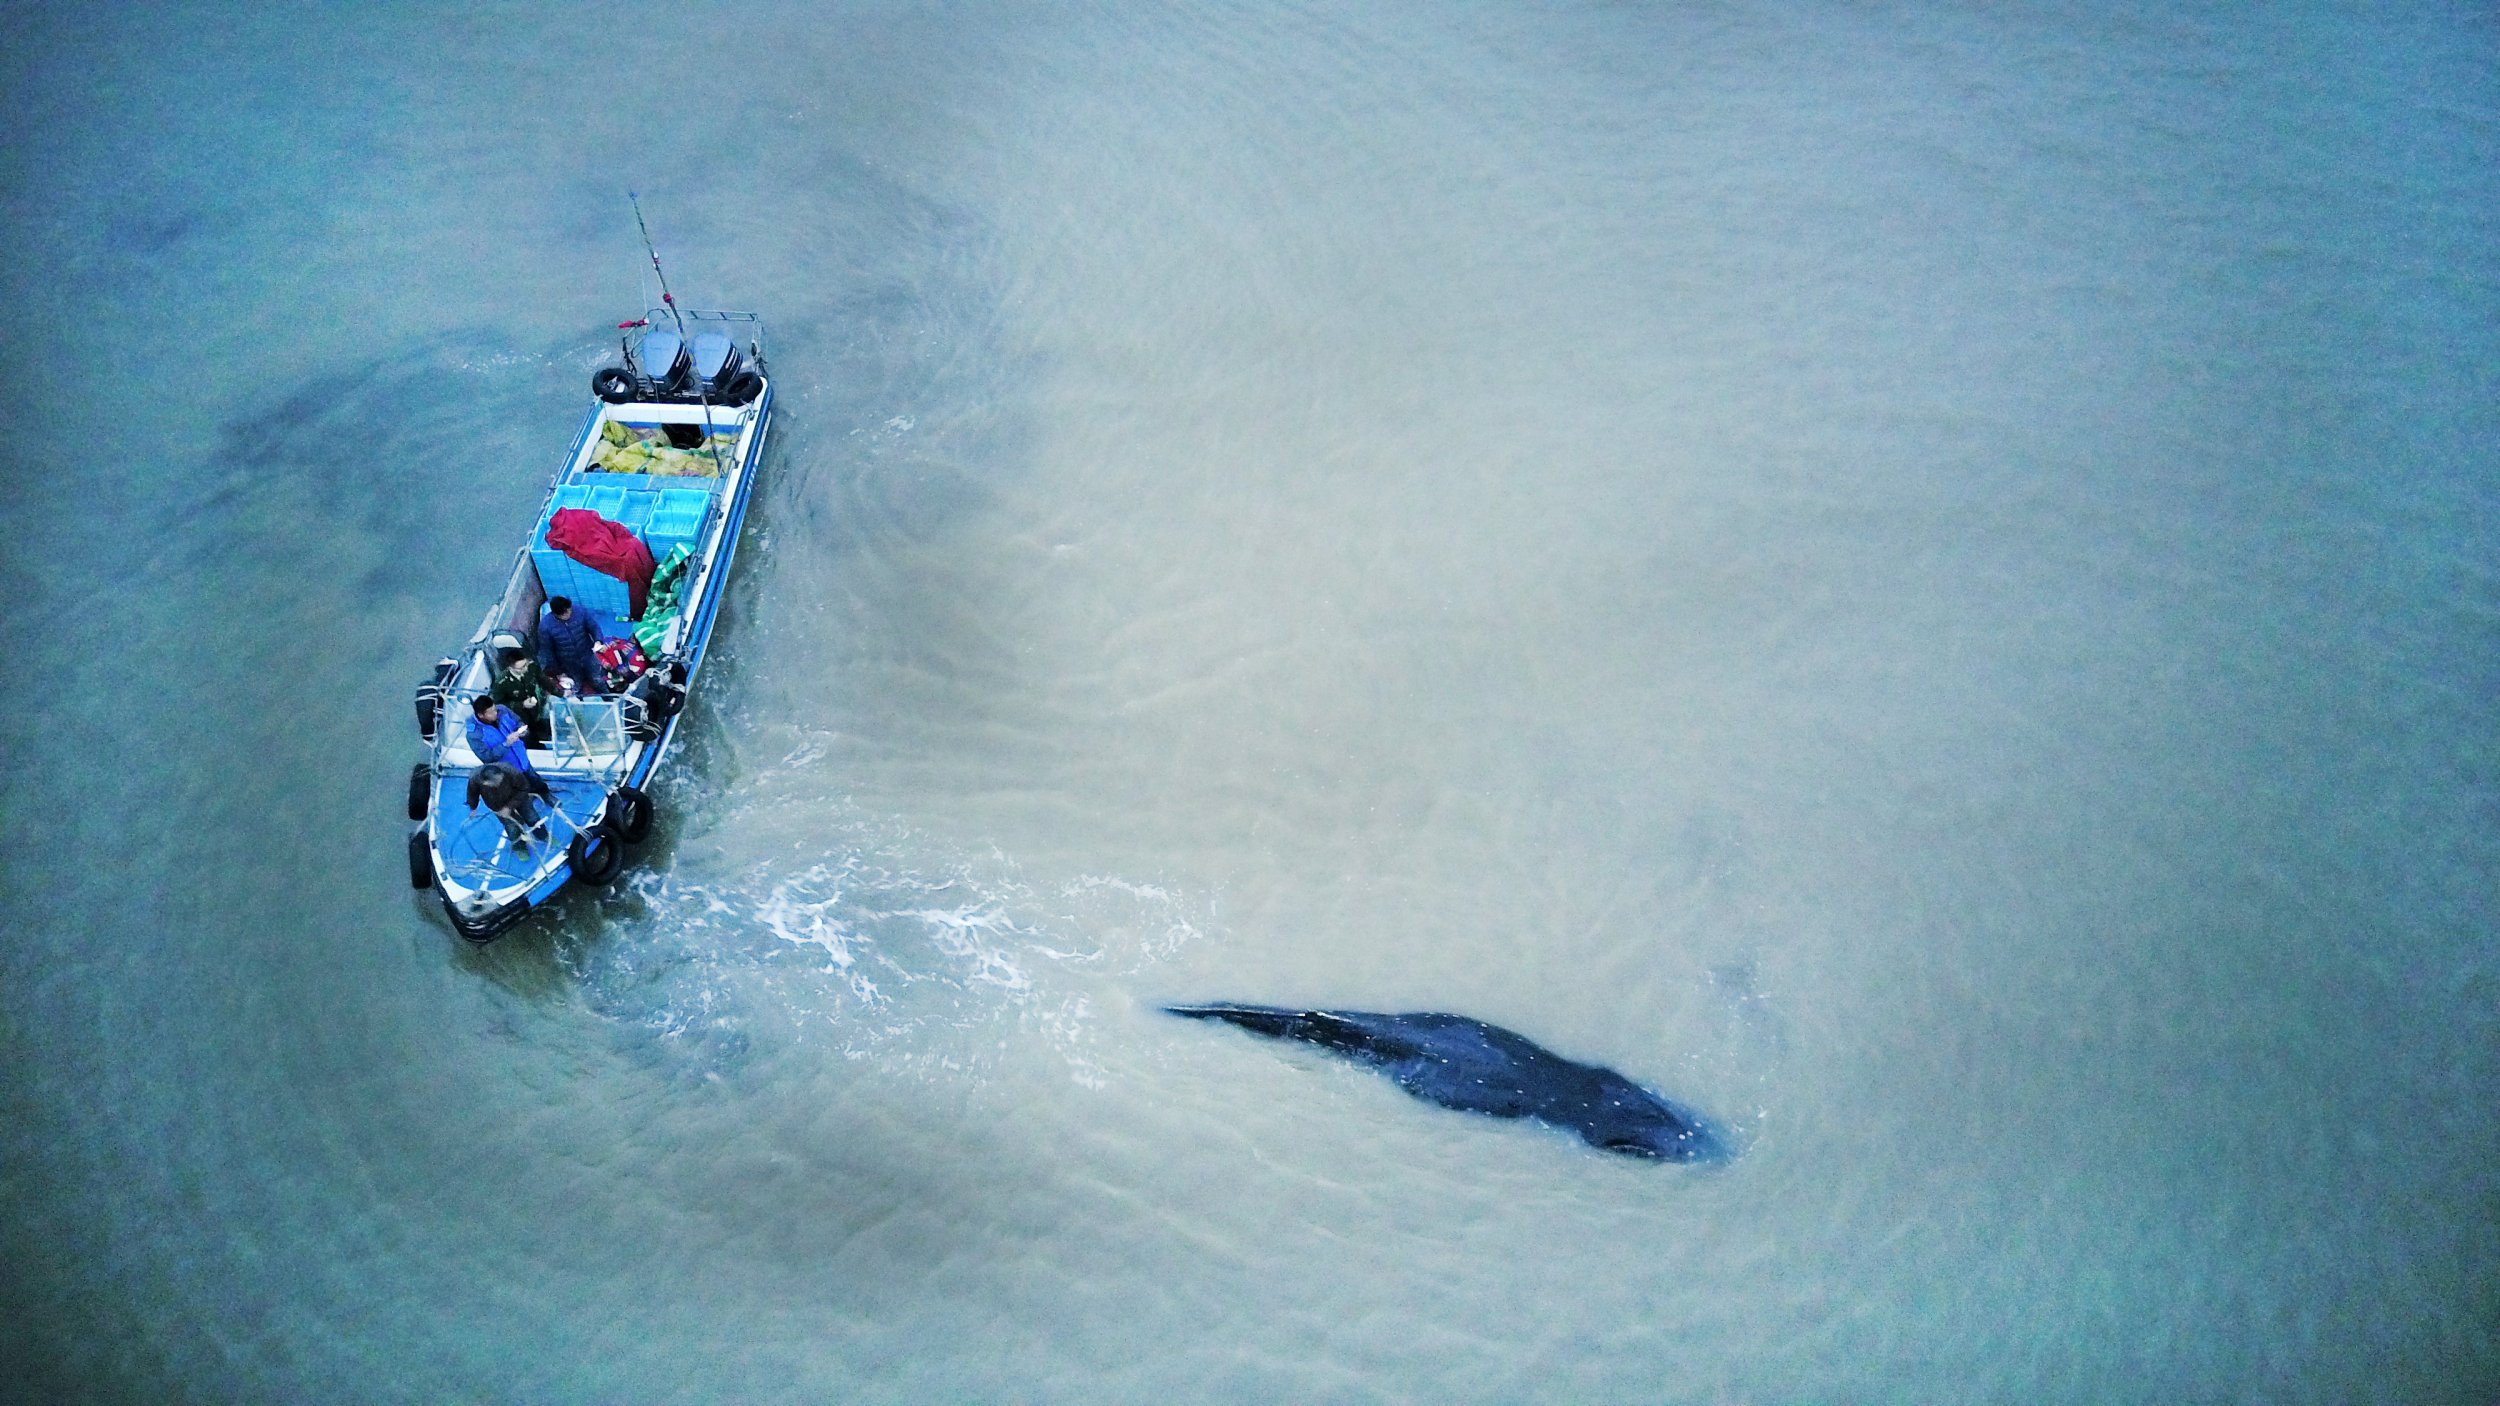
465;761;554;851
536;595;611;695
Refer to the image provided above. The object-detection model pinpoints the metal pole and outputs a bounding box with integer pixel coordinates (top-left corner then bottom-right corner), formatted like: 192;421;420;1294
629;194;729;479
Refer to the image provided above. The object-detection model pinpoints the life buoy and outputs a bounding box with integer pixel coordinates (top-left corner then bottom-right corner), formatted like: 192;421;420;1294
592;367;638;404
569;823;626;886
609;786;652;844
408;829;434;890
407;764;430;822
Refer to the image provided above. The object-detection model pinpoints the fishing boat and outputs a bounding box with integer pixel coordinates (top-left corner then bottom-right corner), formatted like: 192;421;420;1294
406;250;772;942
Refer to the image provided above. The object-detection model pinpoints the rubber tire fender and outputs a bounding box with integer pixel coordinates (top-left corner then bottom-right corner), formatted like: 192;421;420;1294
609;786;652;845
721;369;765;407
644;682;685;722
569;822;627;887
407;764;431;822
592;367;637;404
415;658;457;741
408;828;434;890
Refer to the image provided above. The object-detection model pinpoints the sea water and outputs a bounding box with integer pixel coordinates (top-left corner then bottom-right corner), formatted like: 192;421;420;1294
1;2;2493;1401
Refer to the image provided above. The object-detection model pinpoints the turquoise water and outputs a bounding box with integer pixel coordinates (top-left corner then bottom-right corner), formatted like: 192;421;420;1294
2;3;2493;1401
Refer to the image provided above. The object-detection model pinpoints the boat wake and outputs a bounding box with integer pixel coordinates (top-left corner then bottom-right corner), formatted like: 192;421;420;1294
549;804;1211;1090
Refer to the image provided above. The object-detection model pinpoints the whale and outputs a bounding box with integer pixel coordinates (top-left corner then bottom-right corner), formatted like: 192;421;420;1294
1165;1003;1725;1163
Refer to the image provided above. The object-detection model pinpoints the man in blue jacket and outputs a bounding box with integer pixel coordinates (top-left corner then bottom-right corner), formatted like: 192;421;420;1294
536;595;611;695
463;696;551;849
465;695;533;773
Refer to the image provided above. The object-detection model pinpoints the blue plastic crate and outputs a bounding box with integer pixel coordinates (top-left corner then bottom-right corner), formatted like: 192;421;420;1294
564;569;631;621
530;546;576;599
649;487;709;521
535;481;653;620
642;501;703;534
641;504;707;564
572;471;667;494
541;484;626;529
536;490;587;584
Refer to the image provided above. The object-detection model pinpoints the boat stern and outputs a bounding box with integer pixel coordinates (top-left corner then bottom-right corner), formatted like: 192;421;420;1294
421;769;621;943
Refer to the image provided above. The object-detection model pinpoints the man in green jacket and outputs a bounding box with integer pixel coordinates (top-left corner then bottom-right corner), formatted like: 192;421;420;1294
489;649;552;746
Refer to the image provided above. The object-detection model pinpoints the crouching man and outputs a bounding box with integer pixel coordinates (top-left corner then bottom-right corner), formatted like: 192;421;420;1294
465;761;554;853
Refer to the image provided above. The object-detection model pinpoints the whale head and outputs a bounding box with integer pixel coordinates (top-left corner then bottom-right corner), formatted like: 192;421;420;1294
1583;1075;1728;1163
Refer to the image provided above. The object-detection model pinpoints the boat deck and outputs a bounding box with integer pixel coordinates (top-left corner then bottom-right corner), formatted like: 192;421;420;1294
431;772;610;890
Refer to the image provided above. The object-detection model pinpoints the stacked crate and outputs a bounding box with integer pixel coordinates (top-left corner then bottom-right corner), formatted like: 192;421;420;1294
641;488;715;566
532;485;635;621
536;478;721;623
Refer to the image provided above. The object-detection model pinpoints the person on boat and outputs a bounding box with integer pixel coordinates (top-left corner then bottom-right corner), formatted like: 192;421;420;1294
535;595;613;696
489;649;552;746
464;760;553;852
465;695;534;773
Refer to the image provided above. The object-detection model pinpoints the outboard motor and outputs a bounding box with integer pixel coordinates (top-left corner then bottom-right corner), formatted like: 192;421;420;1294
696;330;766;406
638;327;689;395
690;330;742;397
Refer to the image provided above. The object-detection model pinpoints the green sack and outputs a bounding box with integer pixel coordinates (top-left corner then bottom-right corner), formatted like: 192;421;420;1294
631;543;697;650
649;542;694;602
633;609;677;655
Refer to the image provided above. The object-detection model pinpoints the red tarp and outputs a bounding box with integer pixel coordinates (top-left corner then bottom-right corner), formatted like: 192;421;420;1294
545;508;657;618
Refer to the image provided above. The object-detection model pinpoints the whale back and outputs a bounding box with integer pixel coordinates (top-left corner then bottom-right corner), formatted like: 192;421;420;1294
1165;1003;1725;1163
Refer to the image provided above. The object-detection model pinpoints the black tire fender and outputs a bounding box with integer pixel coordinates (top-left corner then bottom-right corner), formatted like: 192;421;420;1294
722;369;765;406
645;683;685;722
407;764;431;822
569;822;626;887
408;828;434;890
610;786;652;845
415;657;457;741
592;367;637;404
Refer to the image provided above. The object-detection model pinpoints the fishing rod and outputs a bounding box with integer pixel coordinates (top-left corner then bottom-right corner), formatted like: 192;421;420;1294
628;192;728;479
